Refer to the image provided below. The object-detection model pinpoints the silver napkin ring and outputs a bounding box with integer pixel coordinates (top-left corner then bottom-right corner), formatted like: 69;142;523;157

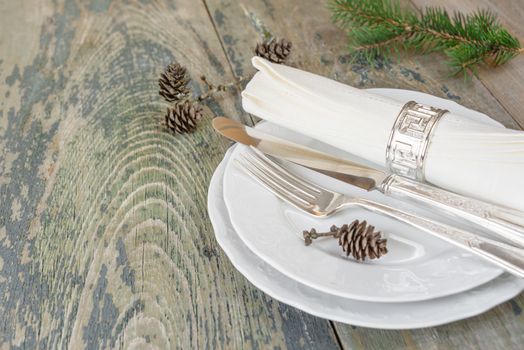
385;101;448;182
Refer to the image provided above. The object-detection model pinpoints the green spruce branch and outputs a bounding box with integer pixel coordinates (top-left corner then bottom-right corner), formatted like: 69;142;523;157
330;0;523;76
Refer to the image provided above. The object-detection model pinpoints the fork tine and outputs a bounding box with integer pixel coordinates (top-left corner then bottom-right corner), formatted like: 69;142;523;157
235;157;313;211
238;155;313;206
242;152;317;202
248;146;322;197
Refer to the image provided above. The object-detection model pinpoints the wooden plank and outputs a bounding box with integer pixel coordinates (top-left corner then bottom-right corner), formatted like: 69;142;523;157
334;300;524;350
410;0;524;129
204;0;524;348
0;0;341;348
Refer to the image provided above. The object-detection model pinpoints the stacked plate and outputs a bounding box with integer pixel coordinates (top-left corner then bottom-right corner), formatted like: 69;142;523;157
207;89;524;329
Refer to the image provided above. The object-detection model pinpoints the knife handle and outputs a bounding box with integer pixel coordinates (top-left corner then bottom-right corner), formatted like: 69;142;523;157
381;174;524;248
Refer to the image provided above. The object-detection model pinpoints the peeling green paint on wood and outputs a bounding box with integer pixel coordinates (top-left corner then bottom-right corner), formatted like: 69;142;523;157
0;0;341;348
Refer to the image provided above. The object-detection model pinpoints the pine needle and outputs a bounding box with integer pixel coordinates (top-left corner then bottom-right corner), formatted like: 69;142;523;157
329;0;522;75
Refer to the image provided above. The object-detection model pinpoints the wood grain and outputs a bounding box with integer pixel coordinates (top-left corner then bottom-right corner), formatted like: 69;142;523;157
204;0;524;349
0;0;341;348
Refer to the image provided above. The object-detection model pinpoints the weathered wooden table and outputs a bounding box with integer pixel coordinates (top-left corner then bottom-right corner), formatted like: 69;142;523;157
0;0;523;348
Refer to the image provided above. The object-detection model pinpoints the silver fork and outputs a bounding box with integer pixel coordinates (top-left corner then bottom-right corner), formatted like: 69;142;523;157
236;146;524;278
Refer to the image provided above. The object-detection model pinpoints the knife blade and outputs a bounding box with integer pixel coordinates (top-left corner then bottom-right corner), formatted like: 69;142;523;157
213;117;387;191
213;117;524;248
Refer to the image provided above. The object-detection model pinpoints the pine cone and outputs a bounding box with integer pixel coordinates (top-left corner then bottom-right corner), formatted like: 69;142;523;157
338;220;388;261
165;101;203;134
255;38;292;64
159;63;190;102
303;220;388;261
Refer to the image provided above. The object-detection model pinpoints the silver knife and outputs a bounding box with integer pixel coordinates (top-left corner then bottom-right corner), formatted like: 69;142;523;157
213;117;524;248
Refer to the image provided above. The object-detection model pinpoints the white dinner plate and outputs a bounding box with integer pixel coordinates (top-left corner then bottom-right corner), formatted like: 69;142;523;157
223;88;503;303
209;148;524;329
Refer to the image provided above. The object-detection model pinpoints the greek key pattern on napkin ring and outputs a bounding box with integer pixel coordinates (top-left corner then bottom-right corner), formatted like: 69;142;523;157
385;101;448;182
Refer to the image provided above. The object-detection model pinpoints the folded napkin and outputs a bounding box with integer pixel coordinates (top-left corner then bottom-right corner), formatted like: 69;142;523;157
242;57;524;211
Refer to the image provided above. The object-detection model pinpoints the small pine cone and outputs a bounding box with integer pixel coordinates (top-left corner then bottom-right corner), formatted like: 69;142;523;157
255;38;292;64
338;220;388;261
159;63;190;102
165;101;203;134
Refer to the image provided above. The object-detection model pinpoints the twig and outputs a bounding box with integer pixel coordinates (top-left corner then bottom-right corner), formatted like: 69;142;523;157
197;75;249;101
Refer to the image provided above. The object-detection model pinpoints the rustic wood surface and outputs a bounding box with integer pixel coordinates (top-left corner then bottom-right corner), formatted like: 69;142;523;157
0;0;522;349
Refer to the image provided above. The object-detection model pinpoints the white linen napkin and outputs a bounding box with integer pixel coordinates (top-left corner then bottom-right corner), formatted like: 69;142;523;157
242;57;524;211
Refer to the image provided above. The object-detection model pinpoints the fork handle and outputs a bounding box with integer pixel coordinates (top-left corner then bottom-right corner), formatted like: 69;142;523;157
354;198;524;278
381;174;524;248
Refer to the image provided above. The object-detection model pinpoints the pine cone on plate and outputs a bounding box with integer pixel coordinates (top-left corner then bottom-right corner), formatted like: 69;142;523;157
255;38;292;64
159;63;191;102
165;100;203;134
303;220;388;261
338;220;388;260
